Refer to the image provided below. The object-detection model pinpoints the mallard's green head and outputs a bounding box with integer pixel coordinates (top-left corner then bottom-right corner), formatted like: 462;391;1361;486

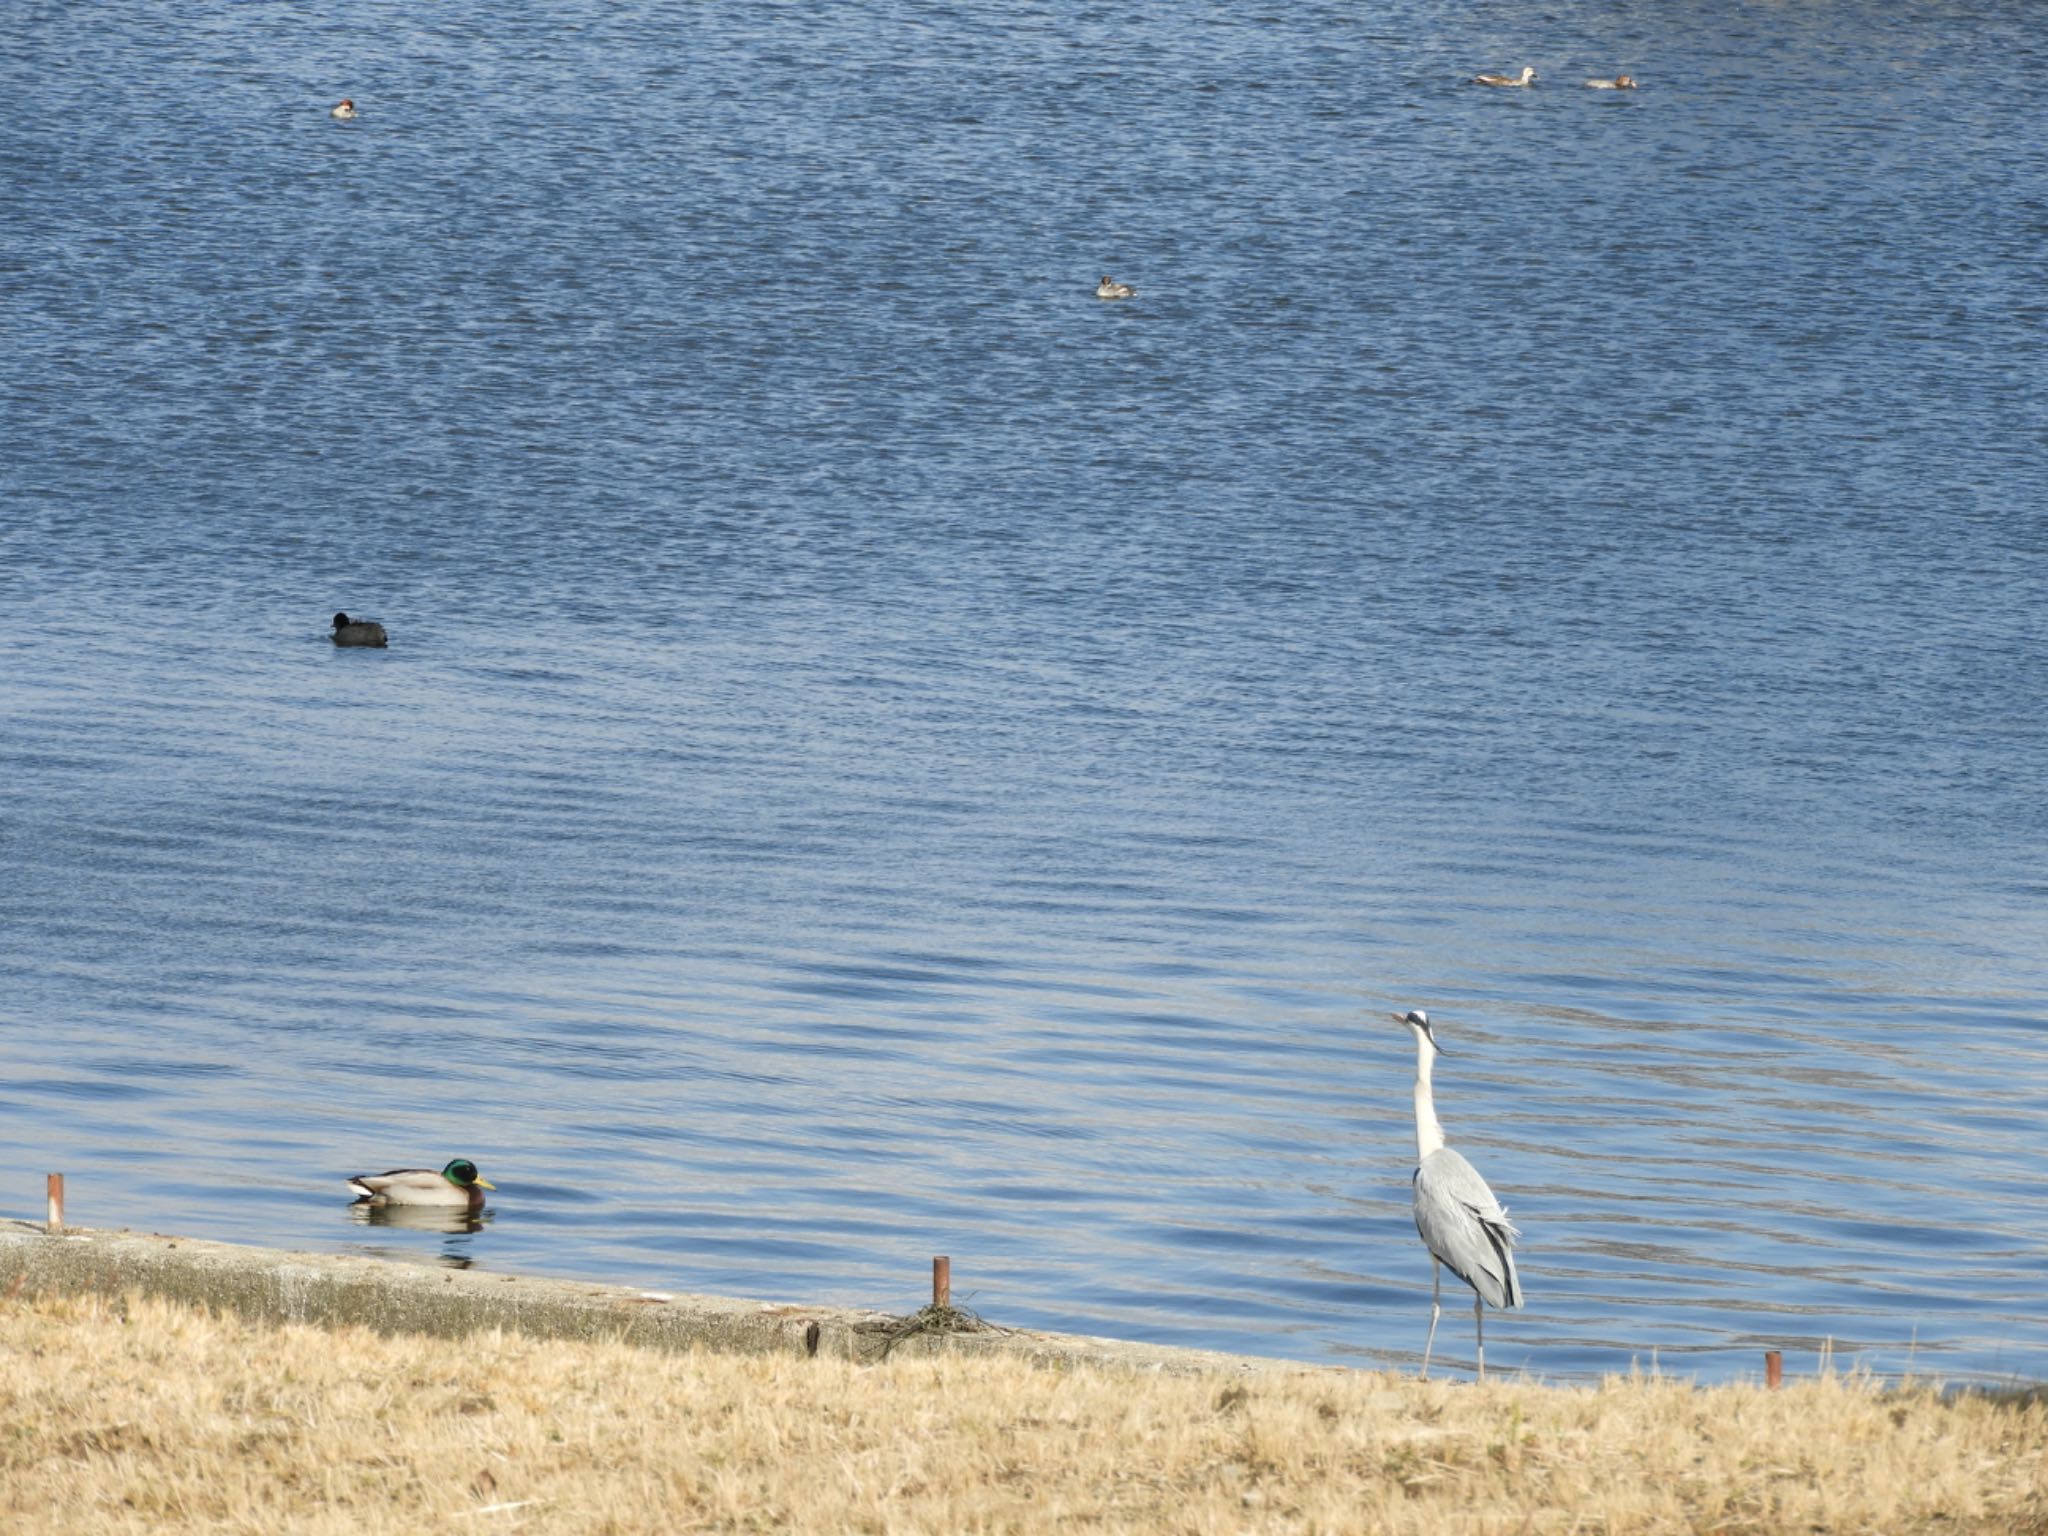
442;1158;495;1191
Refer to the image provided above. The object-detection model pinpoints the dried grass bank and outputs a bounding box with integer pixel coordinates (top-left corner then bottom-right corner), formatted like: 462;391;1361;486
3;1292;2043;1535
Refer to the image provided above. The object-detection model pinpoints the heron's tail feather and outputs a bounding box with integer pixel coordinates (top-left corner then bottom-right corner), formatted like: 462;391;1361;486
1480;1211;1523;1310
1497;1240;1523;1310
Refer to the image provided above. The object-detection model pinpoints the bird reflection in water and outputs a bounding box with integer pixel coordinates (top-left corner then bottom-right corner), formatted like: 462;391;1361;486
347;1202;493;1268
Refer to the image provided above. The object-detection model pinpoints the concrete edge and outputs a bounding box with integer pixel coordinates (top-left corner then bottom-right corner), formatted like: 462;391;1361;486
0;1220;1310;1380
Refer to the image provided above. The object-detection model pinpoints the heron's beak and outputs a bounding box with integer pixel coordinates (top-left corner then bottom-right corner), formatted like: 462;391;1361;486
475;1177;497;1190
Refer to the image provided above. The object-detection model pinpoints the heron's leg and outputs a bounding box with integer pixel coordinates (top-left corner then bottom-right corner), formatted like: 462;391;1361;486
1474;1293;1486;1383
1421;1258;1441;1380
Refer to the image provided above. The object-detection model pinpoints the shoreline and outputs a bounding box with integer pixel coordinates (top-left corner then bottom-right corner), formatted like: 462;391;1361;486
8;1219;2039;1400
0;1218;1288;1380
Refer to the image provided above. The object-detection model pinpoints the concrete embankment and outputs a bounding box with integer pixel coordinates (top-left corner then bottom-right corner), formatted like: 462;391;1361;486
0;1218;1280;1378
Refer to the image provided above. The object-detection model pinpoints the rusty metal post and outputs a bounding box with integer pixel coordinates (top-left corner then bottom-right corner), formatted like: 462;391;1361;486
1765;1350;1783;1389
46;1173;64;1233
932;1255;951;1309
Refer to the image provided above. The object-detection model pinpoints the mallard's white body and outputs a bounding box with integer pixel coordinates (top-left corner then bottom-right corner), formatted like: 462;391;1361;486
346;1164;491;1209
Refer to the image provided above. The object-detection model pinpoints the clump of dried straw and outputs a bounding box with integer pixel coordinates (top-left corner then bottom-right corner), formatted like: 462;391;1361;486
858;1296;1010;1358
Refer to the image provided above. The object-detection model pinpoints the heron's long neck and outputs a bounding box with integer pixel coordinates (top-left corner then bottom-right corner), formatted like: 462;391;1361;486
1412;1039;1446;1160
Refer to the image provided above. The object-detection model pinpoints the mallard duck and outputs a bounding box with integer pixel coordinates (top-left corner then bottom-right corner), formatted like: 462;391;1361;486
1095;275;1137;300
331;611;388;647
1474;66;1538;87
1585;75;1638;89
346;1159;494;1210
331;99;359;120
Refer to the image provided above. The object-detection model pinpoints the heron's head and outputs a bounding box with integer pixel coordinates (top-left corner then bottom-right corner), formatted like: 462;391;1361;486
1392;1008;1444;1054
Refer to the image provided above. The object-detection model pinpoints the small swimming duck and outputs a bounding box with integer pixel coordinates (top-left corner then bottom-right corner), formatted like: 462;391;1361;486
330;99;358;120
331;611;388;647
1584;75;1638;89
1474;66;1538;87
346;1159;495;1211
1095;275;1137;300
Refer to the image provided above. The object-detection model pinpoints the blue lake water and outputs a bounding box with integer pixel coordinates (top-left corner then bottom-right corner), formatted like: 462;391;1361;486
2;1;2045;1384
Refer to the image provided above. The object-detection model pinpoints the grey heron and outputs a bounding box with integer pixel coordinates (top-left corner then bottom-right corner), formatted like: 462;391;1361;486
1396;1008;1522;1380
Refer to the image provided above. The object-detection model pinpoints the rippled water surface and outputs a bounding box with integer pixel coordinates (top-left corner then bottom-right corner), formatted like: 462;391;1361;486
4;1;2045;1383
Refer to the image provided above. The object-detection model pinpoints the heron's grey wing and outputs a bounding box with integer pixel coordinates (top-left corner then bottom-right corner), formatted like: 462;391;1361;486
1413;1147;1523;1309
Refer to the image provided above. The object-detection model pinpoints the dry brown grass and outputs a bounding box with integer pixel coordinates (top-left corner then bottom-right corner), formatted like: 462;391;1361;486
3;1291;2044;1535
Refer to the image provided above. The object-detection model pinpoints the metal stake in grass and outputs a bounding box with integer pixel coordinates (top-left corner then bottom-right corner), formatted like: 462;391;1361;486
47;1173;64;1233
933;1255;950;1309
1765;1350;1783;1389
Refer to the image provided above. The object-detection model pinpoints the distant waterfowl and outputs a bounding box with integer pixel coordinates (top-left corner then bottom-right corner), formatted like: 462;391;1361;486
330;99;358;120
1095;275;1137;300
346;1159;494;1211
1584;75;1638;90
1474;67;1538;88
331;611;388;647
